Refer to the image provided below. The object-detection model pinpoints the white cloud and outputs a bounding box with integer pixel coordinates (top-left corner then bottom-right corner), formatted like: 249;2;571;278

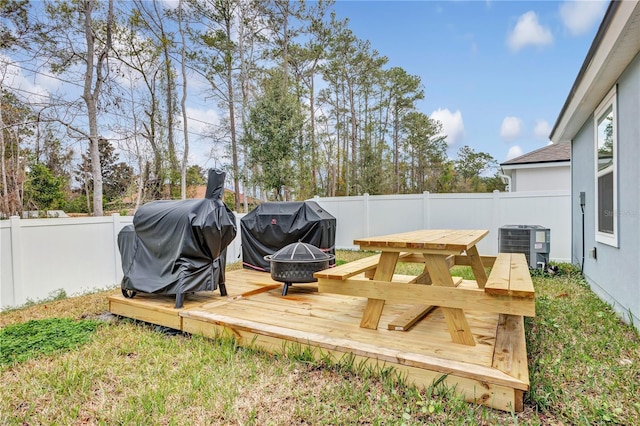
506;145;523;161
430;108;465;146
0;54;53;104
534;119;552;139
507;11;553;52
159;0;179;10
559;1;607;36
500;116;522;141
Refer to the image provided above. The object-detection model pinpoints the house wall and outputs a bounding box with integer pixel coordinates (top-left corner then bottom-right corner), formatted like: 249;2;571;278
510;165;570;192
572;52;640;328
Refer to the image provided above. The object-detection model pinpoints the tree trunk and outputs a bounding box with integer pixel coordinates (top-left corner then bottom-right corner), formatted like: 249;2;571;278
0;94;9;216
310;74;317;193
348;81;357;196
224;14;240;212
81;0;113;217
178;0;189;200
154;1;178;191
393;104;399;193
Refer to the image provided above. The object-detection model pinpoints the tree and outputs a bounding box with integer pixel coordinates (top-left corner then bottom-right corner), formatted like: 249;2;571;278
1;0;38;51
0;89;32;217
76;139;133;206
400;111;449;193
320;18;391;196
38;0;115;216
245;70;303;200
129;0;180;192
177;0;190;200
387;67;424;192
23;163;65;211
113;4;165;202
454;145;499;192
189;0;243;210
80;0;113;216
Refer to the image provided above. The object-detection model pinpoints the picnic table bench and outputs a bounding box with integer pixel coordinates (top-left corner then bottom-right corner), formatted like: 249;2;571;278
314;229;535;346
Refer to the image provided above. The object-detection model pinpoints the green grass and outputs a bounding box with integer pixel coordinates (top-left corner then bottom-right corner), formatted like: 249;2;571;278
1;251;638;424
525;271;640;424
0;318;102;366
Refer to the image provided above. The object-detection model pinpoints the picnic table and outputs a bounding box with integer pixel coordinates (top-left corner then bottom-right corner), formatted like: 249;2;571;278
314;229;535;346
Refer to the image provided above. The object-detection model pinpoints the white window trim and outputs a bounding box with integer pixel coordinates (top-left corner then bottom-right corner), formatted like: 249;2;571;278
593;86;618;247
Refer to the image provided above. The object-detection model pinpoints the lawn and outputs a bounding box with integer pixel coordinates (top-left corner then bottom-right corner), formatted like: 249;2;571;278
1;251;639;425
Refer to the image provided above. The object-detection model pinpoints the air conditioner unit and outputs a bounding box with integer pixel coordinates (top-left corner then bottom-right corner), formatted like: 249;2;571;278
499;225;550;269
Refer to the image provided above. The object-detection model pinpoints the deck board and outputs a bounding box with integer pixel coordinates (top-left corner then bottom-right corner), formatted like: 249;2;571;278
108;268;531;412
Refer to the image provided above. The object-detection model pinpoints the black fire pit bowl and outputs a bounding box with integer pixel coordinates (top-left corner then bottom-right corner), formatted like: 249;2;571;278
265;242;335;295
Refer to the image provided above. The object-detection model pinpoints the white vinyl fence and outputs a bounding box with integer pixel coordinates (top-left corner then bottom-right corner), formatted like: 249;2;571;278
311;190;571;261
1;190;570;310
0;214;245;310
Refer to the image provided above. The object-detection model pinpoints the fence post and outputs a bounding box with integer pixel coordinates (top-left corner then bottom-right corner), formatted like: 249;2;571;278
112;213;122;283
492;190;501;253
423;191;430;229
9;216;23;307
363;193;370;237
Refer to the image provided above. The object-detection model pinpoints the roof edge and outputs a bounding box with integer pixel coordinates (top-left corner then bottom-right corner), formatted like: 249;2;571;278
500;159;571;167
549;0;621;141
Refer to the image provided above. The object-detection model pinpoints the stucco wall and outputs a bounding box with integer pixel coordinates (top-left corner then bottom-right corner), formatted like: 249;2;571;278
572;51;640;328
511;165;570;192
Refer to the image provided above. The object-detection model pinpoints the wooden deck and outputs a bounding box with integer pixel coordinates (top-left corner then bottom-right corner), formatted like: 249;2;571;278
108;268;530;412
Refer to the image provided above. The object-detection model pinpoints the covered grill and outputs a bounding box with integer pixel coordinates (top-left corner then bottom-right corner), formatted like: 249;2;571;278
117;169;236;308
241;201;336;272
265;242;335;295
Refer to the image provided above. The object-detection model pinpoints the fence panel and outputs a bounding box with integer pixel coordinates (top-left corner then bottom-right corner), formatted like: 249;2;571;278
368;194;425;237
1;221;15;308
312;191;571;262
497;191;571;261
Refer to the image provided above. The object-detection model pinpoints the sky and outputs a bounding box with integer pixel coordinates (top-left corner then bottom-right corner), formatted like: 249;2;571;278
330;0;608;163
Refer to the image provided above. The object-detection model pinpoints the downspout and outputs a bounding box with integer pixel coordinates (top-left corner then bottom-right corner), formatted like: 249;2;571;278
580;191;586;274
498;171;512;192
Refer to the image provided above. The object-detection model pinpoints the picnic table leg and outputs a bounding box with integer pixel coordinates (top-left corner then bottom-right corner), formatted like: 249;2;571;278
360;251;399;329
423;254;476;346
466;245;488;288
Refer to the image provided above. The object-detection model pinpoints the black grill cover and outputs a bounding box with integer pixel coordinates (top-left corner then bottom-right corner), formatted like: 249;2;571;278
118;169;236;302
241;201;336;271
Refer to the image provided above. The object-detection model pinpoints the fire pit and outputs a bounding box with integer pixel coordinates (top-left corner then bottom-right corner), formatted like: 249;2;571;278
264;242;335;295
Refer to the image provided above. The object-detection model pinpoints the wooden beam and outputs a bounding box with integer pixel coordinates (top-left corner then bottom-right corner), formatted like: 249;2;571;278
360;251;399;329
466;245;488;288
508;253;536;298
388;277;462;331
454;255;497;267
388;305;437;331
485;253;535;299
181;311;529;390
314;254;381;280
317;278;536;317
357;245;463;255
492;314;530;388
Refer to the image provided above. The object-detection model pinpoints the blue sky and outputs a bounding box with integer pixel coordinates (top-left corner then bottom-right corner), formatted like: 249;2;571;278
331;0;608;163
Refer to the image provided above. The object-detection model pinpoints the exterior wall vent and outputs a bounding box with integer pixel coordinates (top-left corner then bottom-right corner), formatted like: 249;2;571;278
498;225;551;269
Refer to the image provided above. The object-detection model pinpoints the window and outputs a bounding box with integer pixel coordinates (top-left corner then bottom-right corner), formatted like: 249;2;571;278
594;87;617;247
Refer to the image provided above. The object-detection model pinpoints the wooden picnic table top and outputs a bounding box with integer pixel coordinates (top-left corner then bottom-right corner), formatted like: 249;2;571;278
353;229;489;252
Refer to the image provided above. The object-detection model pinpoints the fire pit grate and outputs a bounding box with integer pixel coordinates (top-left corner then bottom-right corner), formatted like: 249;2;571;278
265;242;335;295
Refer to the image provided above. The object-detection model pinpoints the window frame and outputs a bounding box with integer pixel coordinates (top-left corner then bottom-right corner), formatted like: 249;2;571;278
593;86;618;247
